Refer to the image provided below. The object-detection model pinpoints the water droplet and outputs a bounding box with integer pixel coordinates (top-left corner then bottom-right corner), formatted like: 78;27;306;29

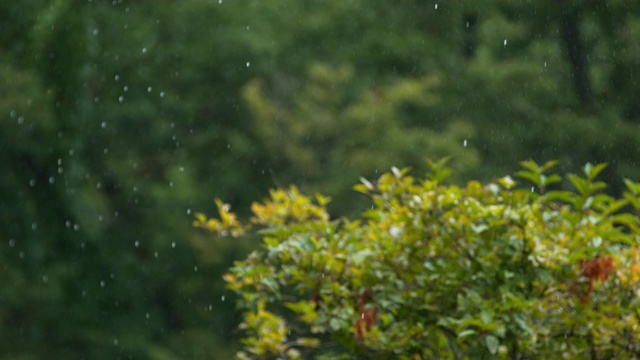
246;61;250;67
123;86;128;92
154;252;158;258
142;47;147;53
9;239;15;247
171;242;176;248
169;181;174;187
134;240;140;247
18;116;24;124
463;139;467;147
114;74;120;81
435;3;438;9
147;86;152;92
218;0;222;4
187;208;191;215
544;61;547;67
29;179;36;187
504;39;508;46
74;224;80;231
101;121;107;128
49;176;55;184
43;275;48;282
93;29;99;35
118;96;124;102
145;313;150;319
159;91;165;97
100;280;105;287
221;295;225;301
194;266;198;272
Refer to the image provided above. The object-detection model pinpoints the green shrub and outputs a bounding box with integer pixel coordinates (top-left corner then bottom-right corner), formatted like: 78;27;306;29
196;160;640;359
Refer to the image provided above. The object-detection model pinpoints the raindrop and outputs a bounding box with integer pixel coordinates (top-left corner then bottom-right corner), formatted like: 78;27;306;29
169;181;174;187
113;339;118;346
93;29;99;35
435;3;438;9
114;74;120;81
221;295;225;301
147;86;152;92
194;266;198;272
134;240;140;247
97;182;102;189
246;61;250;67
463;139;467;147
66;220;71;228
103;148;109;154
29;179;36;187
18;116;24;124
49;176;55;184
74;224;80;231
123;86;128;92
100;280;105;287
118;96;124;102
218;0;222;3
142;47;147;53
43;275;48;283
179;166;185;172
154;252;158;258
171;242;176;248
19;251;25;259
159;91;165;97
101;121;107;128
81;242;85;249
504;39;508;46
9;239;15;247
186;208;191;215
145;313;150;319
544;61;547;67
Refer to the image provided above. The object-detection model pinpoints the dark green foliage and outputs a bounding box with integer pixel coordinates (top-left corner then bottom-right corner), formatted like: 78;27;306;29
2;0;640;358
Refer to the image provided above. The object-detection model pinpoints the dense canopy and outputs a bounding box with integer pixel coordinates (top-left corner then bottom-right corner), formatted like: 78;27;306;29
2;0;640;358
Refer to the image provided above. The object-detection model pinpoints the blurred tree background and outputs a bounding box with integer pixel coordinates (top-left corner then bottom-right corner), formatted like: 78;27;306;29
1;0;639;358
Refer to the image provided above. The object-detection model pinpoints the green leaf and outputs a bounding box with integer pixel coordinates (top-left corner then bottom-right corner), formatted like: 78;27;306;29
457;329;476;339
485;335;500;355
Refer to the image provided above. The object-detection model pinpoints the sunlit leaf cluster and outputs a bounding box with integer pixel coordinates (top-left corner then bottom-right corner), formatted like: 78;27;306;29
198;160;640;359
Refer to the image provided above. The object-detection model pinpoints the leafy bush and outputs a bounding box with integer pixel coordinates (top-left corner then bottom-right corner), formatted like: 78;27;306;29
195;160;640;359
